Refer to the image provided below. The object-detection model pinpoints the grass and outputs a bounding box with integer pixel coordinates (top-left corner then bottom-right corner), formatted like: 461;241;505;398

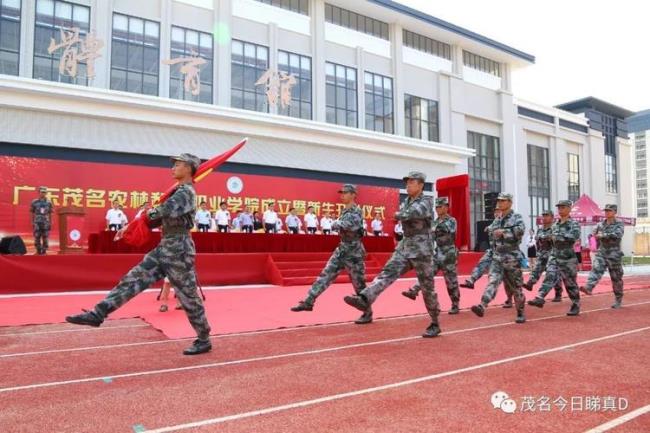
623;256;650;265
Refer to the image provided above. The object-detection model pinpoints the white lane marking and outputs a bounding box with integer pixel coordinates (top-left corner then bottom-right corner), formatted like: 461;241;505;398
143;326;650;433
582;404;650;433
0;324;149;337
1;301;649;393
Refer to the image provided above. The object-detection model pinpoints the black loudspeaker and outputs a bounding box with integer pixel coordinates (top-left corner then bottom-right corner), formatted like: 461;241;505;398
483;192;499;220
474;220;493;252
0;236;27;255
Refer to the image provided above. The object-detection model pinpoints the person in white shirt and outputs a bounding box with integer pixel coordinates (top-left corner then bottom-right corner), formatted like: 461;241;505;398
231;210;243;231
320;211;334;235
394;221;403;242
215;202;230;233
263;204;279;233
371;214;383;236
106;200;126;231
362;219;368;236
194;201;212;232
239;206;254;233
304;206;319;234
275;219;283;233
285;208;302;234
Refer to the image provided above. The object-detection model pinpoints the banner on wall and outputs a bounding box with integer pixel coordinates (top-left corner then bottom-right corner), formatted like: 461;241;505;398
0;156;400;252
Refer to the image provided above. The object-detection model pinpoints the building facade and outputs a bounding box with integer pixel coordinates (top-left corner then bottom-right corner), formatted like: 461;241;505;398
0;0;634;253
627;109;650;254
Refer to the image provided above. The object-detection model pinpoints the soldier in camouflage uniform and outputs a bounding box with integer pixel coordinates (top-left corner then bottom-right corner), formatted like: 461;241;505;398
580;204;625;308
66;153;213;355
291;184;373;324
523;210;563;302
344;171;441;338
470;193;527;323
402;197;461;314
528;200;581;316
30;186;53;255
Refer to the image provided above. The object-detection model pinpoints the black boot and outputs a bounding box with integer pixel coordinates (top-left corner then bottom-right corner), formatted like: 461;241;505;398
460;280;474;289
502;299;513;309
471;304;485;317
448;303;459;315
515;311;526;324
183;339;212;355
551;294;562;302
527;297;545;308
567;303;580;316
355;310;373;324
579;286;593;296
65;309;103;327
422;322;441;338
291;300;313;312
611;298;622;309
522;281;534;291
344;294;369;311
401;290;417;300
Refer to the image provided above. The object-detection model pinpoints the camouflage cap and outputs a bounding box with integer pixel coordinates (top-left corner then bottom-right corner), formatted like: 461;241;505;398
402;171;427;182
435;197;449;207
496;192;513;201
541;209;554;216
338;184;357;194
556;199;573;207
39;186;48;192
170;153;201;172
603;204;618;212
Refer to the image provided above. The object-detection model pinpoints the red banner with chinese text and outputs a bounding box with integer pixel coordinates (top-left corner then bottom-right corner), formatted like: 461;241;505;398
0;156;400;252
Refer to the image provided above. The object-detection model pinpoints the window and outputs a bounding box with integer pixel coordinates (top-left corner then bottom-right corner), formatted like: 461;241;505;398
110;13;160;95
463;50;501;77
0;0;20;75
528;145;551;228
169;26;213;103
402;30;450;59
325;62;357;127
605;154;617;193
601;113;618;193
278;50;311;119
364;71;393;134
567;153;580;203
231;39;268;112
33;0;90;83
467;131;501;248
325;4;388;40
404;95;439;142
254;0;308;15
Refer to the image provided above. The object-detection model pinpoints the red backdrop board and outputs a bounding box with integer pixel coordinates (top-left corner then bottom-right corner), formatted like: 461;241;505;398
0;156;400;252
436;174;470;251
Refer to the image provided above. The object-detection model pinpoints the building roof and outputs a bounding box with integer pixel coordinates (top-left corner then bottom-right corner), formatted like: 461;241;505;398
555;97;635;119
367;0;535;63
627;109;650;133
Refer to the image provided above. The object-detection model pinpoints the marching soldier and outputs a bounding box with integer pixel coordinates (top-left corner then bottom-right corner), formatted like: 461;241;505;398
343;171;441;338
528;200;581;316
523;210;563;302
401;197;460;314
66;153;213;355
580;204;625;308
290;184;373;324
470;193;526;323
30;186;53;255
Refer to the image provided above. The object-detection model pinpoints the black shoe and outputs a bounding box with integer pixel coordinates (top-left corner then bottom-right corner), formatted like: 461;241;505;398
567;303;580;316
183;339;212;355
515;313;526;324
551;296;562;303
422;323;441;338
355;310;373;324
401;290;417;301
65;309;103;327
460;281;474;289
448;304;459;315
522;282;534;291
611;300;622;309
471;304;485;317
344;295;369;312
291;301;313;312
528;298;545;308
502;301;513;309
579;286;593;296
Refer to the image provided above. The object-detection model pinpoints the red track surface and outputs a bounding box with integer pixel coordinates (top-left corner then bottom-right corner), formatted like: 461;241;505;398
1;284;649;432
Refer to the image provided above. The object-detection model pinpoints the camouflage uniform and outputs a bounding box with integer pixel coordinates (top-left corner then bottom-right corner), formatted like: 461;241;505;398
526;222;563;298
583;215;624;303
91;182;211;341
467;249;493;284
30;191;53;255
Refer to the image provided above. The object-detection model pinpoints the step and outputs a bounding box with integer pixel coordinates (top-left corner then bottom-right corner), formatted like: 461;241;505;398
274;260;379;270
281;273;379;286
280;266;383;277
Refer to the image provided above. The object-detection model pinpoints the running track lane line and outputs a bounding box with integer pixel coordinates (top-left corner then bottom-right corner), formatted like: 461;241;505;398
1;301;649;393
2;298;649;359
582;405;650;433
140;326;650;433
0;323;149;337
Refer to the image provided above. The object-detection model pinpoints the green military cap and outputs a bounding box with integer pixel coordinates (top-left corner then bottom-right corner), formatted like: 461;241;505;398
541;210;554;216
435;197;449;207
402;171;427;182
39;186;48;192
556;199;573;207
338;184;357;194
603;204;618;212
170;153;201;171
496;192;513;201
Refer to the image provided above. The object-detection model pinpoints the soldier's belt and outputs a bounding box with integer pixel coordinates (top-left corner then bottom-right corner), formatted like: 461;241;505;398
162;227;191;237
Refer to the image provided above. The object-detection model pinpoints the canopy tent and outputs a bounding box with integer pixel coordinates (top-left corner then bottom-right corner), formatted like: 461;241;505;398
535;194;636;226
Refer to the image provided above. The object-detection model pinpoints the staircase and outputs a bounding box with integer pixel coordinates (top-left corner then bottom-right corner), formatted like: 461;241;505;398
266;252;382;286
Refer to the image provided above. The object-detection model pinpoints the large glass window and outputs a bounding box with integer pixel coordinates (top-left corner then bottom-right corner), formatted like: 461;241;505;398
325;62;357;127
528;145;551;228
254;0;308;15
467;131;501;248
34;0;90;83
0;0;20;75
169;26;213;103
402;29;450;59
325;4;388;40
567;153;580;202
231;39;268;112
364;71;393;134
110;13;160;95
278;50;311;119
605;154;617;193
463;50;501;77
404;94;439;142
601;113;618;193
